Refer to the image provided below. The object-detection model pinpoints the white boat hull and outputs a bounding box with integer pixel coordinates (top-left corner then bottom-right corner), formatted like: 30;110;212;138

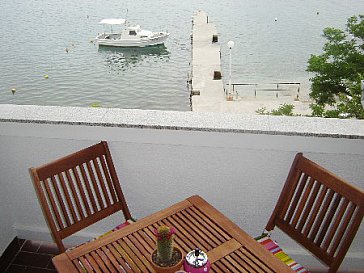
95;32;169;47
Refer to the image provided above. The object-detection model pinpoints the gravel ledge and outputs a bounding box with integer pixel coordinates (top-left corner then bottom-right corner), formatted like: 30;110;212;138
0;104;363;139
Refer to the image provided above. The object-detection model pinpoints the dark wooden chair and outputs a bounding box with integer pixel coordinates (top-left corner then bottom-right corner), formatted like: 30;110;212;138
263;153;364;273
29;141;133;253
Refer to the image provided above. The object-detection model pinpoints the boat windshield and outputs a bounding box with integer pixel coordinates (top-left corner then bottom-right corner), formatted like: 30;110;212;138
99;19;126;25
128;25;141;32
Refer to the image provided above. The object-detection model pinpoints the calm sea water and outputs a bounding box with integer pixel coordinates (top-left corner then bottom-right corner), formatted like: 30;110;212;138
0;0;363;111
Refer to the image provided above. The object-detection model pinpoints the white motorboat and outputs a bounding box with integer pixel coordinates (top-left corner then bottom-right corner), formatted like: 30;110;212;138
95;18;169;47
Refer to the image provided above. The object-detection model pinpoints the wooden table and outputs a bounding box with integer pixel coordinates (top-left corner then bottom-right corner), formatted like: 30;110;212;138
53;195;293;272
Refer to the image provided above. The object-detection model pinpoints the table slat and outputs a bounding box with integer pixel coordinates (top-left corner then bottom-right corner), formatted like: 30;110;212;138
124;236;154;272
178;210;219;248
238;247;274;273
183;207;227;244
213;260;233;272
112;241;141;273
85;253;103;273
95;248;116;273
100;246;122;273
118;238;151;272
106;243;134;273
170;213;212;251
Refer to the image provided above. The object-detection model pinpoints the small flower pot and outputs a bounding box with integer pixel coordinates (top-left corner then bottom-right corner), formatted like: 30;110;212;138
151;247;183;273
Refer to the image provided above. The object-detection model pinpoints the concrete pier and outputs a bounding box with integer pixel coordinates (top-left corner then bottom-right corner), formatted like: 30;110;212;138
190;11;225;112
189;11;312;115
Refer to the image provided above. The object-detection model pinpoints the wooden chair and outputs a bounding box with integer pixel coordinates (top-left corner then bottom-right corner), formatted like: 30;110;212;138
29;141;133;253
262;153;364;273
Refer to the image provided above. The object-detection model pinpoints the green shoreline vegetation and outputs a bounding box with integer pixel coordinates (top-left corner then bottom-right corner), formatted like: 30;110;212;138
257;15;364;119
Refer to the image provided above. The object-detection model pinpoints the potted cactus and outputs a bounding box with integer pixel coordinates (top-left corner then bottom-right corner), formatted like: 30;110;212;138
151;225;183;273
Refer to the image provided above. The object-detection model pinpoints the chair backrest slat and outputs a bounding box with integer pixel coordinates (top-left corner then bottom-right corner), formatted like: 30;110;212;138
266;153;364;273
30;141;132;253
322;198;349;251
297;179;321;233
291;176;315;227
79;163;98;213
285;173;306;222
99;155;118;204
58;172;78;224
86;161;104;210
93;158;112;207
72;166;92;217
316;193;341;246
329;202;356;256
303;184;328;237
65;169;86;220
49;175;71;227
43;178;65;230
308;189;335;242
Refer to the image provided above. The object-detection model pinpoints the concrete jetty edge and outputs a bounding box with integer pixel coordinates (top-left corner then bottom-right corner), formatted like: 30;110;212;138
189;11;225;112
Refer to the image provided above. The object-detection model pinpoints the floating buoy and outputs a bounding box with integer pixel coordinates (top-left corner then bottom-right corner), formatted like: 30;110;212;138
11;88;16;95
44;75;49;79
274;17;278;22
90;102;101;108
317;11;320;15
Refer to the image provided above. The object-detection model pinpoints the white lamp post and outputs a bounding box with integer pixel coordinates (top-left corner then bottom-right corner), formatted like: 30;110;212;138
361;80;364;108
227;41;235;100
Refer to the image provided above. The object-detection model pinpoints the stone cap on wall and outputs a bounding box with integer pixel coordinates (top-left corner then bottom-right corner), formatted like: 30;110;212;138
0;104;363;139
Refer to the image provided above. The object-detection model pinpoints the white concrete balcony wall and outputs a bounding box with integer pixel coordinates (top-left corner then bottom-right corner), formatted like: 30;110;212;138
0;105;363;270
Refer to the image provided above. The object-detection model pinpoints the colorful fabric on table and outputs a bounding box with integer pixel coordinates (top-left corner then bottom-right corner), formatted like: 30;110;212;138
255;234;309;273
96;219;135;239
66;218;135;252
